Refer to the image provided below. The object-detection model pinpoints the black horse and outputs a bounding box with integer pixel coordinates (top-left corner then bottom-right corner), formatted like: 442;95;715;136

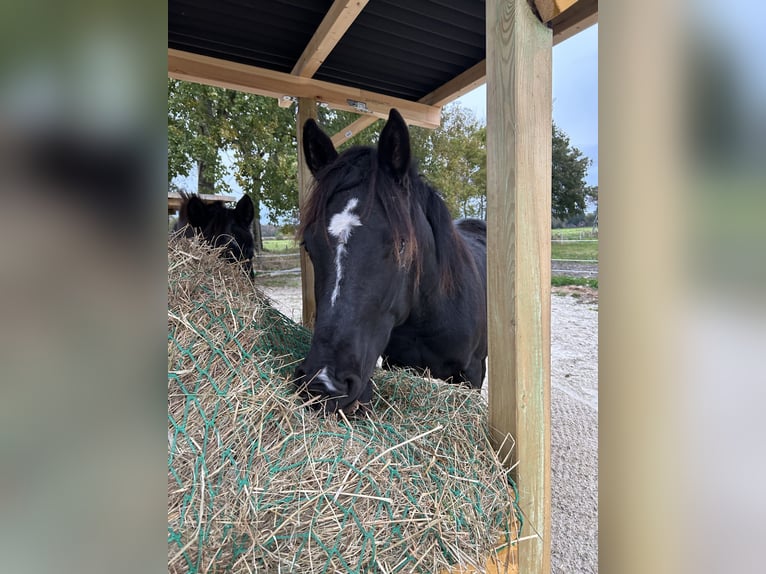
294;109;487;413
173;192;256;278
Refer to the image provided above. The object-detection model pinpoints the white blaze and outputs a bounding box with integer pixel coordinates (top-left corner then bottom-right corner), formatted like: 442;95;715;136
327;197;362;306
317;366;339;394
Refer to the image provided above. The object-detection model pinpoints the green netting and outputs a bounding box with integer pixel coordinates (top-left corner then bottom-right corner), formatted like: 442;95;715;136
168;239;521;573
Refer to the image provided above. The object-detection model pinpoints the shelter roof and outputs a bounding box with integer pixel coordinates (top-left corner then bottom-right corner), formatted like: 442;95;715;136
168;0;597;130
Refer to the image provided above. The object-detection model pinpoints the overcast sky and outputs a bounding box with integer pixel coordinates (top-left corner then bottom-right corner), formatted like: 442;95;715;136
456;23;599;186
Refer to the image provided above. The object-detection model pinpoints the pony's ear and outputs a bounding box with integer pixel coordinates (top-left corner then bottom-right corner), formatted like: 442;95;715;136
378;108;411;180
186;196;209;228
303;119;338;176
234;195;255;226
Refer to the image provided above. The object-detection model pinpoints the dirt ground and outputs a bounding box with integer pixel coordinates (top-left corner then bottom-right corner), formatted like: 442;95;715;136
258;278;598;573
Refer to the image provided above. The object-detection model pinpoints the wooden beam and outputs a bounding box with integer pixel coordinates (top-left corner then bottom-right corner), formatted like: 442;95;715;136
167;192;237;213
533;0;578;23
168;49;441;129
330;59;486;145
551;0;598;46
292;0;369;78
487;1;552;573
331;115;379;147
419;60;487;106
297;99;317;328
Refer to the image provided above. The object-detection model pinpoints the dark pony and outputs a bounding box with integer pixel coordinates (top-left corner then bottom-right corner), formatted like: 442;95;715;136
294;109;487;413
173;192;255;278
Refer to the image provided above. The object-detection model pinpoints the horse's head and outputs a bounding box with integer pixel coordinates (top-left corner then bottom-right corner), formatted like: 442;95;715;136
294;109;425;413
178;194;255;277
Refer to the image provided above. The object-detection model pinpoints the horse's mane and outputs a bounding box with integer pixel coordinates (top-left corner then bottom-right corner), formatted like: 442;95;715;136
298;146;476;294
176;191;236;233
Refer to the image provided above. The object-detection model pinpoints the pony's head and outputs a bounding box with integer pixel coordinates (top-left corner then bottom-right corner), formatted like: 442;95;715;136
176;194;255;277
294;109;462;413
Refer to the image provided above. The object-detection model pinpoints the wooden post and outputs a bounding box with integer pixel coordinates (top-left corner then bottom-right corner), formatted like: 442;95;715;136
297;98;317;328
486;1;552;573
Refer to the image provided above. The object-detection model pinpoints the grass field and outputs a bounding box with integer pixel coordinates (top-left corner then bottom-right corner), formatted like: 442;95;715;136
262;238;299;252
551;241;598;261
552;227;598;240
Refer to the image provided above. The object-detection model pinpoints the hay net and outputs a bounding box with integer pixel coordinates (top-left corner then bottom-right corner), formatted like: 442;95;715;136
168;237;521;574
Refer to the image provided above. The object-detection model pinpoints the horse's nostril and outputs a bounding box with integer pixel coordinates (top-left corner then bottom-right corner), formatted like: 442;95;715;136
341;374;362;397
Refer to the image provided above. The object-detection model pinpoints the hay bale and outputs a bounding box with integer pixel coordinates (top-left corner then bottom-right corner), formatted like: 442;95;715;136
168;237;519;573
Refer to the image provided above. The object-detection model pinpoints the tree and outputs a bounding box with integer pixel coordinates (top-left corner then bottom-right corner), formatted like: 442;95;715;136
222;93;298;251
168;80;231;194
586;184;598;230
551;123;591;221
409;103;486;218
168;82;387;250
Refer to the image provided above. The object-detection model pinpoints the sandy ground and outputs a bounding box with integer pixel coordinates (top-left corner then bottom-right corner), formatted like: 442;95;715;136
260;282;598;573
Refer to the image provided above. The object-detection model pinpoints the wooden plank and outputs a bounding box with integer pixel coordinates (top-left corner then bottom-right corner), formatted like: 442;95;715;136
168;49;441;129
533;0;579;23
444;536;518;573
168;192;237;213
551;0;598;46
486;1;552;573
419;60;488;106
330;115;379;147
330;59;486;145
297;98;317;328
292;0;369;78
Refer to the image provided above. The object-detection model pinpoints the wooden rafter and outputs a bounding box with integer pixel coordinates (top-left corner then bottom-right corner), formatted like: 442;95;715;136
168;49;441;129
534;0;579;23
551;0;598;45
292;0;369;78
331;115;379;147
330;59;487;145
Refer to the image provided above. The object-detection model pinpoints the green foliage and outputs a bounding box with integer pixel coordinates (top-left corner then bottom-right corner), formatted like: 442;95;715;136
409;103;486;219
223;93;298;222
168;79;232;193
552;123;591;221
168;80;298;224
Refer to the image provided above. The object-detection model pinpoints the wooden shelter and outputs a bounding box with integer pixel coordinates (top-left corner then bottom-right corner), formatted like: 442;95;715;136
167;191;237;215
168;1;598;572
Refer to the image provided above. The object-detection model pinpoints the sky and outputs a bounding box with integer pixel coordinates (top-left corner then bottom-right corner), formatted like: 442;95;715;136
456;23;599;187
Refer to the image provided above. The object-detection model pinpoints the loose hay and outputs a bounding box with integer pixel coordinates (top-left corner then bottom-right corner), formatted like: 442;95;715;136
168;237;519;573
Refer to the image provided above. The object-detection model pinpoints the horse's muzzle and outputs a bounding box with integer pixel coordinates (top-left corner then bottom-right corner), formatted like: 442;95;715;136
293;366;371;415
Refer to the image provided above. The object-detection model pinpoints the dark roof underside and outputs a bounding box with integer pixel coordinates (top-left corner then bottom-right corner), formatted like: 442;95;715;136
169;0;486;101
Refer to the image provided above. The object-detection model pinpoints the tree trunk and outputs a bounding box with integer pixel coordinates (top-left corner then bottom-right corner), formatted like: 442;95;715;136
251;196;264;254
197;158;216;194
197;98;216;195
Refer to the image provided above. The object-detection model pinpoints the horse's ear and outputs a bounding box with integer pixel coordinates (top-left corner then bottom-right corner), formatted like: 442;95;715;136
378;108;411;180
186;196;209;228
303;119;338;176
235;195;255;226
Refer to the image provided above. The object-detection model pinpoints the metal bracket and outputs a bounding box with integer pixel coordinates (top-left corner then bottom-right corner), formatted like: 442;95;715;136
346;99;370;113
